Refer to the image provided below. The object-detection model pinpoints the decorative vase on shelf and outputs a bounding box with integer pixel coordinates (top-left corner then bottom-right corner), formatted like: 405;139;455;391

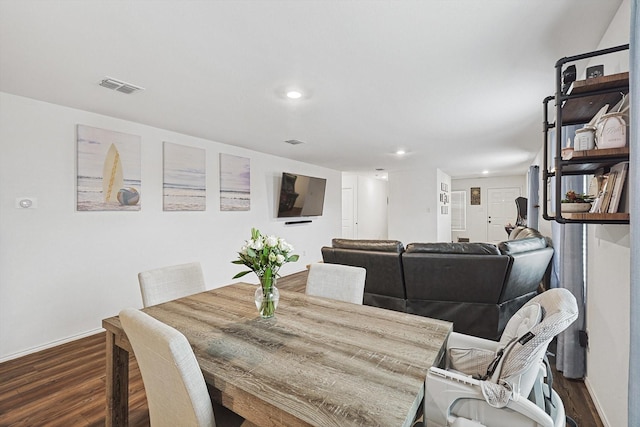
255;274;279;319
561;202;592;213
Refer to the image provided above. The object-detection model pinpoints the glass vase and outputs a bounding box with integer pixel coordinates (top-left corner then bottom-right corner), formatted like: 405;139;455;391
254;276;279;319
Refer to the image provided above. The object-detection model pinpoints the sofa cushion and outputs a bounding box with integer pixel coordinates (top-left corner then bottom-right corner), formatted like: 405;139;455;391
331;238;404;253
402;252;510;303
498;237;547;255
405;242;500;255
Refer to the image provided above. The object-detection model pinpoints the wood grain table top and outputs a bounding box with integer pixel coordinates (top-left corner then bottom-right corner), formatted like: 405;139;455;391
103;282;452;427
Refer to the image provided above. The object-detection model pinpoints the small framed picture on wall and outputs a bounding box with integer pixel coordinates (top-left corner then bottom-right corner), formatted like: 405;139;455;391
470;187;481;205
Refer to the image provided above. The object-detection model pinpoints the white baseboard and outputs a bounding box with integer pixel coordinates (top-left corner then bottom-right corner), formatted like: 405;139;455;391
0;328;104;363
584;377;611;427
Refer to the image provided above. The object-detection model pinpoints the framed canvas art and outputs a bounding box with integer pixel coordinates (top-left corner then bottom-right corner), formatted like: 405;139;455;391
76;125;141;211
219;153;250;211
471;187;481;205
163;142;206;211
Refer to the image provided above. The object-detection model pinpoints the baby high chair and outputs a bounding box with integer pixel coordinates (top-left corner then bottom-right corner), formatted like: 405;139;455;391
424;288;578;427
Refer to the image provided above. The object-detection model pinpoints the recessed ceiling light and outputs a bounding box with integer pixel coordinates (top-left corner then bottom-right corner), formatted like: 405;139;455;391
286;90;302;99
396;150;406;156
482;170;489;174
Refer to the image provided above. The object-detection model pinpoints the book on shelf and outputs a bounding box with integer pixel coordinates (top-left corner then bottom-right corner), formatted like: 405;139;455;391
589;173;608;214
618;174;630;213
608;161;629;213
600;171;616;213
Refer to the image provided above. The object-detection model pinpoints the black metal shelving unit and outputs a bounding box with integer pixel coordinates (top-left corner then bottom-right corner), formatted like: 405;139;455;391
542;44;630;224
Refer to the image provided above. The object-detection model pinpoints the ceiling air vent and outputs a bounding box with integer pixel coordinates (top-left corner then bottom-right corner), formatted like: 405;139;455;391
285;139;305;145
99;77;145;94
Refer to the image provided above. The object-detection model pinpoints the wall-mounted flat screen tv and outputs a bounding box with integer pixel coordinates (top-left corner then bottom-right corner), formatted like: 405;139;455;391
277;172;327;218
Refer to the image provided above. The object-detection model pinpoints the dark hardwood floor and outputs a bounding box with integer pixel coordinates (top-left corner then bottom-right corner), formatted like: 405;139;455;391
0;271;602;426
0;331;149;427
549;352;605;427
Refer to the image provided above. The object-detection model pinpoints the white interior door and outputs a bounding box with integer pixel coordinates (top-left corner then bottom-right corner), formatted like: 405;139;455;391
487;187;520;242
341;187;355;238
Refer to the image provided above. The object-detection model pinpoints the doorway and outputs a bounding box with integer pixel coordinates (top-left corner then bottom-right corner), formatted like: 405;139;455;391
341;174;389;240
342;186;355;238
487;187;520;242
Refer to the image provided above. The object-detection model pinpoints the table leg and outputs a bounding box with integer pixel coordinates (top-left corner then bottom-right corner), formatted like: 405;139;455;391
106;329;130;427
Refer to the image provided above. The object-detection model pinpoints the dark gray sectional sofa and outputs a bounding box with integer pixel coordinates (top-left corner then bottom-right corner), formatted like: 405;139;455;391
321;239;407;312
321;228;553;341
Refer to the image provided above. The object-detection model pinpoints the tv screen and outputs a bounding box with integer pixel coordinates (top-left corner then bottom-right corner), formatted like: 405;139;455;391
277;172;327;218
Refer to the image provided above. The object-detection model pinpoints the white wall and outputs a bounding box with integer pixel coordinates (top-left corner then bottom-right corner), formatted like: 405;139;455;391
583;2;631;426
586;226;630;427
529;149;554;239
388;170;434;243
582;0;630;79
451;174;526;242
0;92;341;361
388;169;441;244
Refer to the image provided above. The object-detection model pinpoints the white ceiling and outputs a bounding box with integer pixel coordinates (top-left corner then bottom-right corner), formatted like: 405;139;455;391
0;0;624;178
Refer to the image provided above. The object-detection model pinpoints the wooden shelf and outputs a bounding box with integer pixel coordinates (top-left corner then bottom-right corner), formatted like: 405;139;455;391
558;147;629;175
570;147;629;159
569;72;630;94
543;47;630;225
561;212;629;221
561;72;629;125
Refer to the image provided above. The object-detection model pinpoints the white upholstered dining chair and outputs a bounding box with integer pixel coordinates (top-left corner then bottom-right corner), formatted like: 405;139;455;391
138;262;206;307
305;263;366;304
119;308;256;427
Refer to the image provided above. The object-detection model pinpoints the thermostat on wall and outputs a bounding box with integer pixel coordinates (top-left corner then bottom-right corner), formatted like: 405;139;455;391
15;197;37;209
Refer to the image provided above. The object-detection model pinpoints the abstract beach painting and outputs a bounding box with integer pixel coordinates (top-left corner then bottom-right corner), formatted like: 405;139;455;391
163;142;206;211
77;125;141;211
219;153;250;211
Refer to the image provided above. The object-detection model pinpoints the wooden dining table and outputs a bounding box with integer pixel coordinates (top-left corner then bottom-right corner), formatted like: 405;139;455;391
102;282;452;427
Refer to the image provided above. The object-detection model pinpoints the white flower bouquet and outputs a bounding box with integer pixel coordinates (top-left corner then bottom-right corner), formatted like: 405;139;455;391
232;228;299;318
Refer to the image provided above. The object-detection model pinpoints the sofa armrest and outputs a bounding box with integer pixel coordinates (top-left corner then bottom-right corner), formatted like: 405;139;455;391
499;247;554;302
498;237;547;255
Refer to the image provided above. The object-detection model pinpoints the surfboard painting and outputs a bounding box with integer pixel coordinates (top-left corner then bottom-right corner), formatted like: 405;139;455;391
77;125;141;211
102;143;124;202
